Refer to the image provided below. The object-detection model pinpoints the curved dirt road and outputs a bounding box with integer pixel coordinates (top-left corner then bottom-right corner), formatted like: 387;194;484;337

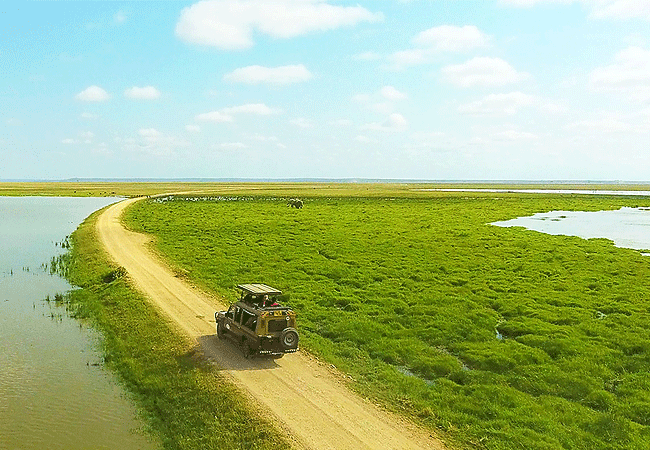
97;197;447;450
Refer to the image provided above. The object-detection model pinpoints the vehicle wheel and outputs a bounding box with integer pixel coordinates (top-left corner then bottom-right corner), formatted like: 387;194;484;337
242;341;254;359
281;328;299;350
216;322;225;339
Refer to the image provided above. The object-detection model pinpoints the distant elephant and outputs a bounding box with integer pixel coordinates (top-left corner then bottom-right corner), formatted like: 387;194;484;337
287;199;303;209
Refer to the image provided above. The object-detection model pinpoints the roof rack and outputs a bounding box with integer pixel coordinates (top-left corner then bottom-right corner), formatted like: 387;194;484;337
237;284;282;296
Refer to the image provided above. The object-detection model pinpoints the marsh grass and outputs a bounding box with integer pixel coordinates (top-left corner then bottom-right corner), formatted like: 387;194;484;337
59;210;292;450
124;191;650;450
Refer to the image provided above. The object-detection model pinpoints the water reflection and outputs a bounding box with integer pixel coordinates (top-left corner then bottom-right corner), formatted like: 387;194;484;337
0;197;157;450
492;207;650;251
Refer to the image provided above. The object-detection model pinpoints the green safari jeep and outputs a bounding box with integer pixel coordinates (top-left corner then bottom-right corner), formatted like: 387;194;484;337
215;284;299;358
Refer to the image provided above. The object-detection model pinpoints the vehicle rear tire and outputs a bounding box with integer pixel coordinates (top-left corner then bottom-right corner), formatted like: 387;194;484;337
281;328;299;350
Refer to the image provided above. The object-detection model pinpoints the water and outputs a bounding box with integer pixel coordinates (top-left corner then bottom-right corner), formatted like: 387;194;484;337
0;197;157;450
492;207;650;252
422;188;650;196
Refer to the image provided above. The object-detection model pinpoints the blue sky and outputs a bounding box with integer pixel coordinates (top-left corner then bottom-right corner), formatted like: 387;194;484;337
2;1;650;181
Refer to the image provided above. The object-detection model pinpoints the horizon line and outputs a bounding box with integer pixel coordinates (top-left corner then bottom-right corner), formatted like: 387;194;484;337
2;178;650;185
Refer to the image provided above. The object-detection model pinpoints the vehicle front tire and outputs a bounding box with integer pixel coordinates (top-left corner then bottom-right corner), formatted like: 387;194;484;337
242;341;254;359
216;322;226;339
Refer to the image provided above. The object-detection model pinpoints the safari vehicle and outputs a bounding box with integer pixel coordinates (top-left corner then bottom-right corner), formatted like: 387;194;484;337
215;284;299;358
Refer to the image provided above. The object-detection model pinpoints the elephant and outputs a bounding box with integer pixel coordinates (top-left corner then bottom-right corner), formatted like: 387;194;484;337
287;198;304;209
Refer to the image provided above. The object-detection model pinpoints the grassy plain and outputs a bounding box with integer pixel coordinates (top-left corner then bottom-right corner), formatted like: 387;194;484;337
3;180;650;198
122;189;650;450
59;209;292;450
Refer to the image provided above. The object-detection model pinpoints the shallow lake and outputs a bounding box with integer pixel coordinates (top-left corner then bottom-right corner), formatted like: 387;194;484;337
422;188;650;196
0;197;157;450
492;207;650;251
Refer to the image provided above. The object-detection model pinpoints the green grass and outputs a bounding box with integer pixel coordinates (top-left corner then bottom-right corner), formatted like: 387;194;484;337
59;209;292;450
3;180;650;198
123;191;650;450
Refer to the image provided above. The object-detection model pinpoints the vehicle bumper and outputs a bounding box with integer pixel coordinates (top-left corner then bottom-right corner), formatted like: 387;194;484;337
258;348;298;356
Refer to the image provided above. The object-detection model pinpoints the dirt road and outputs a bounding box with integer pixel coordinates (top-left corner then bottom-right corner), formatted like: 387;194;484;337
96;197;447;450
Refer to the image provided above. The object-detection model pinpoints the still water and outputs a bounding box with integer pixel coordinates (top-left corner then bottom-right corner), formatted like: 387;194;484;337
492;207;650;251
424;188;650;196
0;197;156;450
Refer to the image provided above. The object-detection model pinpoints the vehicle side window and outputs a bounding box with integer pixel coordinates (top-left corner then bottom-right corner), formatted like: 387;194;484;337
226;305;235;320
242;311;257;330
234;306;242;324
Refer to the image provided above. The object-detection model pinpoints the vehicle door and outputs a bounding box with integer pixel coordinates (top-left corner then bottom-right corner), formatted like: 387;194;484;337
224;305;240;338
240;308;258;338
231;305;246;339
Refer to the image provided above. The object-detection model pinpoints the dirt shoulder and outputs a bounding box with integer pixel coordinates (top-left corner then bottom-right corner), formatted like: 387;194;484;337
96;197;448;450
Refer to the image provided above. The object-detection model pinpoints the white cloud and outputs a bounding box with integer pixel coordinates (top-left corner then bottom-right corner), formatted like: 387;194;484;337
458;92;536;116
176;0;383;50
387;25;491;70
352;93;371;104
467;137;490;146
412;25;490;52
61;138;77;144
195;111;234;123
492;130;539;141
383;113;408;131
566;118;633;133
123;128;189;157
539;101;568;114
380;86;408;100
361;113;408;132
592;1;650;20
6;118;22;126
222;103;281;115
386;48;430;70
290;118;314;128
114;10;127;24
224;64;313;85
91;143;112;156
441;57;529;87
138;128;161;140
185;124;201;133
498;0;572;6
330;119;352;127
499;0;650;20
355;135;378;143
80;131;95;141
589;46;650;101
196;103;280;123
370;102;393;114
75;85;110;102
354;87;408;115
80;112;98;120
124;86;161;100
411;131;446;140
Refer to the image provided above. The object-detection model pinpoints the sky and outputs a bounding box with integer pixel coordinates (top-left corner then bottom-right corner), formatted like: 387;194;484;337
2;0;650;181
